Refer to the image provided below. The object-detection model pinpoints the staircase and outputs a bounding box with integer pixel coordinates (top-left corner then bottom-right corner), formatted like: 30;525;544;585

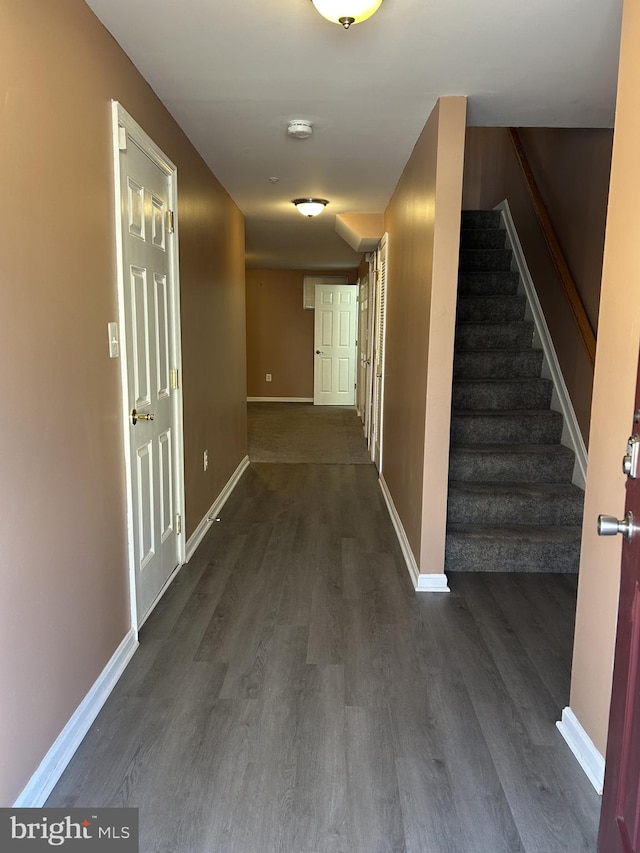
445;210;584;573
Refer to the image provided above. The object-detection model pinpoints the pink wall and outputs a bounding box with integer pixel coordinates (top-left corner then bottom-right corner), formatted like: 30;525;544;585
571;0;640;756
0;0;246;805
383;96;467;575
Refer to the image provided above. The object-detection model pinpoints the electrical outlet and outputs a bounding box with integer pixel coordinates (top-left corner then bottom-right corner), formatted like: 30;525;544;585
203;450;208;471
266;373;272;382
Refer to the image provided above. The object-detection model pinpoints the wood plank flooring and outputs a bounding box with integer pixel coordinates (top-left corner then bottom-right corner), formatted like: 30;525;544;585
47;462;601;852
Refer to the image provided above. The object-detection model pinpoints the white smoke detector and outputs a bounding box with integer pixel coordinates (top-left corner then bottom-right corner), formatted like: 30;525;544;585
287;120;313;139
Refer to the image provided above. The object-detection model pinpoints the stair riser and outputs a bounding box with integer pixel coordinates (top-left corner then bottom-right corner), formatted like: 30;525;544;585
453;351;543;379
461;211;502;230
448;451;575;484
459;250;513;272
451;413;563;445
445;536;580;573
457;297;526;322
458;273;520;296
447;492;584;526
456;322;534;350
460;229;506;250
452;380;553;411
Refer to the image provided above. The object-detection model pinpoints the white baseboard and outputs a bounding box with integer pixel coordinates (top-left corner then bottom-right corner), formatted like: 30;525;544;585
415;573;451;592
247;397;313;403
185;455;250;562
379;475;450;593
556;706;605;794
14;628;139;807
496;200;587;489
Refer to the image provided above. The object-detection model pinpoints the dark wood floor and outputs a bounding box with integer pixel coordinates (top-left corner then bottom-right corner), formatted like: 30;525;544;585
47;462;601;852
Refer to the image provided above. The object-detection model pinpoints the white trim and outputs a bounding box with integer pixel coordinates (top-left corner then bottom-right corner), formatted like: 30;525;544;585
111;102;186;631
496;200;588;489
379;475;451;593
14;629;139;808
247;397;314;403
556;706;605;794
185;455;250;562
415;573;451;592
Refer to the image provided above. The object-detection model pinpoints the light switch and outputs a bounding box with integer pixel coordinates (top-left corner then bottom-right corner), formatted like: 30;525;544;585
108;322;120;358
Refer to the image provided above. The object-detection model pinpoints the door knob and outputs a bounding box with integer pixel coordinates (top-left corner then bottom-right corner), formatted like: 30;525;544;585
597;511;636;541
131;408;155;425
315;349;324;355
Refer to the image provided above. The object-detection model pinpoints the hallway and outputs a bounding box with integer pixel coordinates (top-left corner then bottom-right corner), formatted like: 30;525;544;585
47;405;600;851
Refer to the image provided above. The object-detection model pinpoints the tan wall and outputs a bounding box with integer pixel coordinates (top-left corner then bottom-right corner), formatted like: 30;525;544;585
246;268;357;399
383;96;467;572
462;127;612;444
570;0;640;756
0;0;246;805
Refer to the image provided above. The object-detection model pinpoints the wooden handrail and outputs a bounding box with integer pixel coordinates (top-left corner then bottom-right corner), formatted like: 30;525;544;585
508;127;596;366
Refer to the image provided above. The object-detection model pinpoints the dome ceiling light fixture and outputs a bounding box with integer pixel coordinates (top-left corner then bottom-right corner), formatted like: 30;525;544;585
287;120;313;139
310;0;383;29
292;198;329;218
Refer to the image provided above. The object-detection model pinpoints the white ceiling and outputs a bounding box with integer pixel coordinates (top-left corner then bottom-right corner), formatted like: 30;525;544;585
85;0;623;270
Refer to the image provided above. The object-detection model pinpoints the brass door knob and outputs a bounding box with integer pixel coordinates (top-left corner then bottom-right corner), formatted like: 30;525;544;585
131;408;155;425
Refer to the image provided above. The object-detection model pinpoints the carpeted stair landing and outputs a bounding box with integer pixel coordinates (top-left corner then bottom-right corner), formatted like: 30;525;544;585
445;210;584;573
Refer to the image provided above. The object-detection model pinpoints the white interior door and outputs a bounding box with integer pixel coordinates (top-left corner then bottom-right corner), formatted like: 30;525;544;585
371;234;388;471
313;284;358;406
113;104;184;627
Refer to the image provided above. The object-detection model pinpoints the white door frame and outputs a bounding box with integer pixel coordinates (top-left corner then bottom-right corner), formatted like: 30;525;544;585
111;101;186;632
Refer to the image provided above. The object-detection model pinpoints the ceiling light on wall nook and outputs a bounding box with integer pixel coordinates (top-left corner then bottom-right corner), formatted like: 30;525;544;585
292;198;329;217
310;0;383;29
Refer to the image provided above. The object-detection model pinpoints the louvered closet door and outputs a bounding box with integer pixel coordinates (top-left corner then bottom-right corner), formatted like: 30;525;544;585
372;234;388;471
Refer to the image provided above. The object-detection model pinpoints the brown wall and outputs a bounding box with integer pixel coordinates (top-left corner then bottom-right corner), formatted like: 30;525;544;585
570;0;640;756
246;268;357;399
0;0;246;805
383;96;467;573
462;127;612;444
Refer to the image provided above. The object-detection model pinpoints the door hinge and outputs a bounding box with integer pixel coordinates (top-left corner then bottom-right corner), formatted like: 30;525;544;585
166;209;175;233
170;368;179;390
176;513;182;535
117;125;127;151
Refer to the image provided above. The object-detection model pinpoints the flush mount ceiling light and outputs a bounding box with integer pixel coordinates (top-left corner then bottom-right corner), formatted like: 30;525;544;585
310;0;383;29
292;198;329;217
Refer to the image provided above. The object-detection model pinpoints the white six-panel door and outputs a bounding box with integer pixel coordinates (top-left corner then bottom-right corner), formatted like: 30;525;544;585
114;104;184;627
313;284;358;406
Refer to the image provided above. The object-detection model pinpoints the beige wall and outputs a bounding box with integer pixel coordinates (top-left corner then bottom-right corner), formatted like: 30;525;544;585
246;268;357;399
383;96;467;573
0;0;246;805
462;127;612;444
570;0;640;756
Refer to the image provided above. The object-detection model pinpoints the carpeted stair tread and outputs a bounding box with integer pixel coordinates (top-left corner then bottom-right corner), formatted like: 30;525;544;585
458;272;520;296
445;524;582;573
452;377;553;410
449;444;576;484
451;409;563;445
456;295;527;322
455;320;534;350
453;349;544;379
461;210;502;229
460;229;507;250
447;481;584;525
458;249;513;272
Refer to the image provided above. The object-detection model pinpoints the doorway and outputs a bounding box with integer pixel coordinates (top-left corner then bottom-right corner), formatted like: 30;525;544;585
112;102;185;628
